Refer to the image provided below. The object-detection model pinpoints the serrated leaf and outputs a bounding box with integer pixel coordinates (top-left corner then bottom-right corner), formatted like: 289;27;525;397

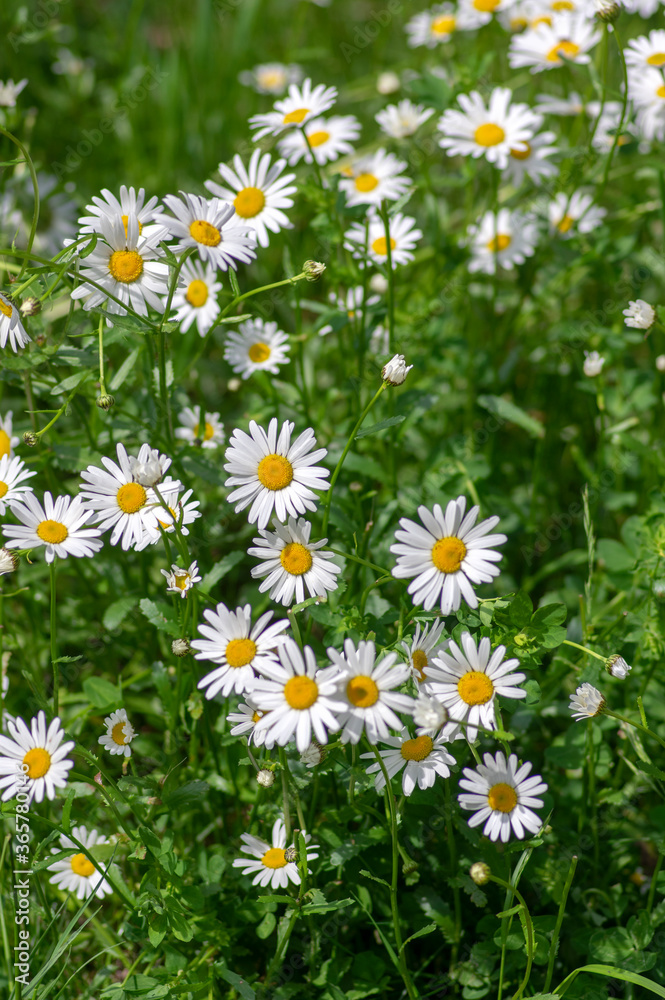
82;676;122;709
356;415;406;439
139;598;179;637
477;394;545;439
360;870;390;888
103;596;138;631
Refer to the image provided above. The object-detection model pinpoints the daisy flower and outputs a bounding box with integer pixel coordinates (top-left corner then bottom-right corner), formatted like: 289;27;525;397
3;492;103;564
161;560;202;598
405;4;473;45
161;192;257;271
128;443;172;487
465;209;539;275
0;293;30;353
0;454;36;515
47;825;113;900
0;711;74;802
0;79;28;108
623;299;655;330
205;149;297;248
583;350;605;377
227;697;274;747
391;496;507;615
76;185;164;237
360;726;456;795
459;0;523;29
239;62;303;95
169;260;222;337
251;639;344;752
345;213;422;270
569;682;605;719
630;68;665;113
224;418;330;529
327;639;415;745
508;14;601;73
192;602;289;699
232;816;319;889
423;632;526;741
548;190;606;237
175;406;225;449
413;692;449;735
375;100;435;138
438;88;540;169
151;479;201;536
338;149;411;208
458;751;548;842
249;78;337;140
0;411;19;458
400;619;449;684
248;516;342;606
277;115;361;166
625;30;665;71
503;129;558;186
98;708;135;758
224;318;291;379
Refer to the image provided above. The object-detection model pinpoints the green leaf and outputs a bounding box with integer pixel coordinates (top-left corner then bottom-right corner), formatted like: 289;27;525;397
49;370;91;395
554;964;665;998
399;922;437;952
103;596;138;631
82;677;121;709
215;964;256;999
509;591;532;628
360;870;390;888
356;415;406;439
163;780;209;809
79;234;98;258
597;538;635;573
301;897;355;916
199;551;245;593
635;759;665;781
109;347;141;391
477;394;545;439
139;598;179;637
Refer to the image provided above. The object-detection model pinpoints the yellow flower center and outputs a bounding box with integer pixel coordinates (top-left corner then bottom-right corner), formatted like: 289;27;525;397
194;421;215;441
257;454;294;491
283;107;309;124
225;638;258;668
531;14;552;24
251;709;263;723
248;341;272;363
108;250;144;284
307;130;330;147
412;649;429;682
0;429;10;458
157;505;178;529
557;214;575;233
457;671;494;706
474;123;506;147
371;236;396;256
510;142;532;161
400;735;434;761
174;572;190;590
488;781;518;812
354;173;380;193
432;14;456;32
657;85;665;99
551;0;573;8
284;674;319;709
189;219;221;246
23;747;51;779
116;481;147;514
511;15;529;27
262;847;288;868
346;675;379;708
36;520;69;544
0;298;13;318
280;542;313;576
112;722;129;745
234;186;266;218
486;234;512;252
186;279;209;307
120;214;143;238
259;70;283;89
546;40;580;63
473;0;500;10
0;481;7;499
431;537;467;574
647;53;665;66
70;853;96;877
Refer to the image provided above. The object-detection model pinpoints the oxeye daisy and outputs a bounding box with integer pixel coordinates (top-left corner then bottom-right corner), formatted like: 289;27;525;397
458;751;547;842
390;496;507;615
232;816;319;889
224;418;330;529
98;708;135;757
375;100;435;138
0;293;30;353
339;149;411;208
151;479;201;537
360;726;456;795
277;115;361;166
0;711;74;802
248;516;342;606
400;619;449;684
438;87;540;169
405;5;472;46
345;213;423;269
0;411;19;458
175;406;225;449
623;300;655;331
630;68;665;113
227;697;274;747
508;13;601;73
76;185;164;238
239;62;303;95
548;190;606;237
47;825;114;900
3;492;103;563
423;632;526;741
251;639;344;752
625;30;665;71
0;454;36;514
224;318;291;380
192;602;289;699
169;260;222;337
249;78;337;141
569;682;605;719
327;639;415;745
161;560;202;598
162;192;257;272
503;129;558;185
205;150;297;248
465;209;539;275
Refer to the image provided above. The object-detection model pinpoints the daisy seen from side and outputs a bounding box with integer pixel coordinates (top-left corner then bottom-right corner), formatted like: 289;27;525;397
249;78;337;141
76;185;165;237
3;492;104;564
405;4;473;46
169;259;222;337
438;87;540;169
175;406;225;449
233;816;319;889
98;709;135;758
277;115;361;166
224;318;291;380
162;192;257;271
47;825;114;900
151;478;201;538
345;212;422;269
248;515;342;606
503;129;558;185
401;619;449;684
0;292;30;353
569;682;605;719
0;711;74;802
459;0;523;29
0;454;36;515
0;411;19;458
360;726;456;795
625;30;665;71
458;751;547;842
205;149;297;248
338;148;411;208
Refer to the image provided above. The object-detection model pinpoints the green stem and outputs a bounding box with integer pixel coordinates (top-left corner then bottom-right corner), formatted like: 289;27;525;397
562;640;606;663
586;720;599;867
97;315;107;397
0;128;39;281
218;272;309;320
647;852;663;914
380;202;395;353
605;708;665;753
597;25;629;199
444;780;462;968
279;747;292;843
544;855;578;992
50;560;58;716
491;873;535;1000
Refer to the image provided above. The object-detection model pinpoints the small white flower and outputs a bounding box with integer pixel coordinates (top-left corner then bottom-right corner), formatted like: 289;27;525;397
3;492;104;564
345;213;422;270
0;79;28;107
161;560;201;598
0;293;31;353
0;548;18;575
339;149;411;209
0;454;36;515
583;350;605;377
401;620;449;684
205;149;297;248
249;78;337;141
360;726;456;796
248;516;341;607
278;115;361;166
226;698;274;748
224;318;291;380
656;355;665;372
569;682;605;720
98;709;135;758
0;711;74;802
382;354;413;385
47;825;114;900
508;14;601;74
257;769;275;787
232;816;319;889
438;87;540;169
129;445;170;487
548;190;606;238
413;693;449;734
239;63;303;96
76;185;165;237
606;654;631;679
162;192;257;272
376;100;435;139
0;411;19;458
175;406;224;449
459;751;548;842
623;299;655;330
300;742;326;767
465;209;538;275
625;30;665;72
377;71;401;94
170;260;222;337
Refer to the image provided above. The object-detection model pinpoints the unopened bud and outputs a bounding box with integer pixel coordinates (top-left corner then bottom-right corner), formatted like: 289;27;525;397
20;296;41;317
606;654;631;679
595;0;620;20
469;862;491;885
96;393;115;411
303;260;326;280
171;638;190;657
284;846;298;862
23;431;38;447
402;859;419;875
257;769;275;788
382;353;413;386
0;548;19;575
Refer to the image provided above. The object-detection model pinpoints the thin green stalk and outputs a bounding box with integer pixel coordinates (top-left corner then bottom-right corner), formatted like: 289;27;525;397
647;852;663;914
490;872;535;1000
562;640;606;663
0;128;39;281
586;719;599;866
218;271;310;321
380;202;395;353
444;781;462;968
0;835;13;994
261;906;300;999
605;708;665;753
50;560;59;716
279;747;292;843
287;608;303;649
97;315;108;398
597;25;629;199
544;855;578;992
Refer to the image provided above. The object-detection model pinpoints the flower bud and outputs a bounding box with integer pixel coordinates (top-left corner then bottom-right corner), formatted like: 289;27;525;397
19;296;42;317
23;431;38;447
257;769;275;788
382;354;413;385
303;260;326;280
284;846;298;862
96;393;115;411
171;638;191;657
469;862;491;885
594;0;620;21
606;654;631;679
0;548;19;575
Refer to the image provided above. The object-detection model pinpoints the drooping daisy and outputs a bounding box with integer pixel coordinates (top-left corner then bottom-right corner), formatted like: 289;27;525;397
391;497;507;615
205;150;297;248
375;100;435;138
625;30;665;71
248;516;342;606
192;602;289;699
98;709;135;758
278;115;361;166
249;78;337;141
76;185;164;237
0;547;18;576
0;711;74;802
339;149;411;208
232;816;319;889
0;293;30;353
224;418;330;529
548;190;606;237
161;193;257;271
327;639;415;745
224;318;291;379
227;697;274;747
360;726;456;795
401;619;449;684
345;213;423;269
161;560;202;598
0;454;36;514
175;406;225;449
465;209;539;275
3;492;104;564
0;411;19;458
423;632;526;741
623;299;655;330
47;825;114;900
405;4;473;46
169;260;222;337
503;129;558;185
239;62;303;95
413;692;449;735
458;751;547;842
438;88;540;169
508;14;601;73
251;639;344;752
128;443;172;487
569;682;605;719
